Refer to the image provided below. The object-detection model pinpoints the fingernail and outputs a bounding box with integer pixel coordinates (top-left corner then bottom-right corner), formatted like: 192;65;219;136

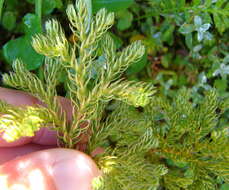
52;154;99;190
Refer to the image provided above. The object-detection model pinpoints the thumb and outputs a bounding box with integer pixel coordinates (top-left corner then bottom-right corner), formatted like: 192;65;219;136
0;148;101;190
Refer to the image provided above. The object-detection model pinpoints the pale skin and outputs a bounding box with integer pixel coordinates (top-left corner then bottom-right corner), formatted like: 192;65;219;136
0;87;101;190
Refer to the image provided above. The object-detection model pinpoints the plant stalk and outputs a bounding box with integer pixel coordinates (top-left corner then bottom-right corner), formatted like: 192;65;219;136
35;0;42;22
0;0;4;21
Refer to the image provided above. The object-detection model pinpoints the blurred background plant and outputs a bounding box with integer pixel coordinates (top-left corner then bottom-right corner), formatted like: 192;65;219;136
114;0;229;102
0;0;228;188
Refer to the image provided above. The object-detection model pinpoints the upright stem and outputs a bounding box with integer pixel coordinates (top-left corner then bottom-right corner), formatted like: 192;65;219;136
0;0;4;21
35;0;42;22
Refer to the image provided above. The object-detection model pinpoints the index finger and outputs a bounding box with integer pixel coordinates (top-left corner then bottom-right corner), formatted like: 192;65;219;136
0;88;73;147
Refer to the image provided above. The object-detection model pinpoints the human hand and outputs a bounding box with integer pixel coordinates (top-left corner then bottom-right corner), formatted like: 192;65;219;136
0;88;100;190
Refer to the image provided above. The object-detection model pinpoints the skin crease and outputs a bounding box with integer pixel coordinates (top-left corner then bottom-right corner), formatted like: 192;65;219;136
0;87;101;190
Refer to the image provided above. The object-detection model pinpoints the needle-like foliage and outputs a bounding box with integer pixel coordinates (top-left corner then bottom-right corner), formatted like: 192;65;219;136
0;1;228;190
0;0;154;148
89;88;228;190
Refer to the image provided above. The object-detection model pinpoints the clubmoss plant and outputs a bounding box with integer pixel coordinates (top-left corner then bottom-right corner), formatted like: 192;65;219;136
91;89;229;190
0;0;155;147
0;0;228;190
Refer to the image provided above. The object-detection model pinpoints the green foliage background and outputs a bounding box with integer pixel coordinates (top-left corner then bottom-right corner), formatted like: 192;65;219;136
0;0;228;189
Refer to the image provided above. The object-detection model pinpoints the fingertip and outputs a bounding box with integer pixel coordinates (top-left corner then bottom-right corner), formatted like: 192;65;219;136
0;132;32;147
0;148;100;190
0;87;40;106
52;149;101;190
